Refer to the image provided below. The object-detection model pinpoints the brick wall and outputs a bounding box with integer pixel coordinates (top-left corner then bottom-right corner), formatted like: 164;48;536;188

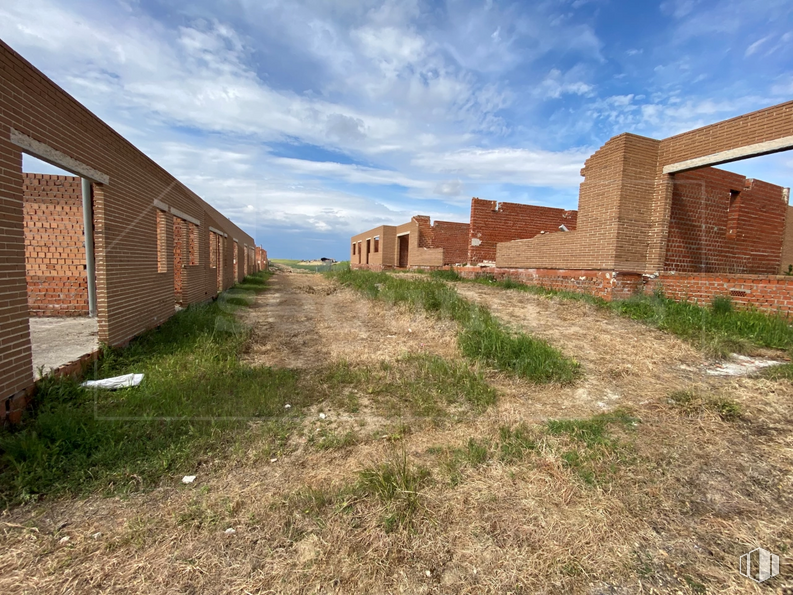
469;198;577;264
454;266;643;300
22;173;89;316
497;134;660;270
780;206;793;274
498;101;793;275
0;40;266;409
650;273;793;317
664;168;787;274
426;219;469;265
646;101;793;272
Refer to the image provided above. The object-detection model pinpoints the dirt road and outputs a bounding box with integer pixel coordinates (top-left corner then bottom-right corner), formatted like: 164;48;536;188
240;266;459;368
1;269;791;594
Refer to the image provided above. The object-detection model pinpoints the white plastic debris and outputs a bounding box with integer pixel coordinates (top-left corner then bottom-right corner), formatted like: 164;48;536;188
81;373;143;390
92;532;102;540
318;412;326;420
182;475;196;484
284;403;292;409
425;570;431;577
705;354;783;376
59;536;70;544
270;457;278;463
224;528;236;535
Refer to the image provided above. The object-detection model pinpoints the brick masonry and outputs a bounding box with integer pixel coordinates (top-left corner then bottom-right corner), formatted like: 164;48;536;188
497;102;793;274
349;101;793;319
0;40;267;415
649;273;793;317
468;197;577;264
453;266;643;300
664;168;787;274
23;173;89;316
351;216;468;269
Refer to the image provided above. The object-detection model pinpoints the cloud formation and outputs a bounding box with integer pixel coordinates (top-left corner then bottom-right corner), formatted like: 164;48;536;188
1;0;791;259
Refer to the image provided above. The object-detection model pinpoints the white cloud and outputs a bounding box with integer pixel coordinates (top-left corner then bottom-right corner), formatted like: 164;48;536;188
745;35;771;56
536;68;594;99
413;147;591;187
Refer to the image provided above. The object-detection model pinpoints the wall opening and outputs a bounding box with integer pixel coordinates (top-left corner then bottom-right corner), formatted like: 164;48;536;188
157;210;168;273
366;238;371;264
374;236;379;253
21;154;99;378
233;240;239;281
173;216;185;306
398;234;409;267
664;151;792;276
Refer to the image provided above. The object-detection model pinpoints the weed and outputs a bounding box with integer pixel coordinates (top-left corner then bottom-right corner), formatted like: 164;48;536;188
308;429;359;450
667;390;742;421
435;437;491;485
711;295;733;315
710;397;742;421
429;269;461;282
321;354;497;420
762;363;793;381
546;409;636;448
546;410;638;485
0;271;318;506
357;453;431;531
329;269;580;383
682;575;707;593
437;270;793;356
498;424;537;462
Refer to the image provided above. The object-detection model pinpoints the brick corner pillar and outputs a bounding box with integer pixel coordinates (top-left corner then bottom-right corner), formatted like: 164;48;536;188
0;130;34;402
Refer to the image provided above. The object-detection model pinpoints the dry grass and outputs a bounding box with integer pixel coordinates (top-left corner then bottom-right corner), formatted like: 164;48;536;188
1;270;792;594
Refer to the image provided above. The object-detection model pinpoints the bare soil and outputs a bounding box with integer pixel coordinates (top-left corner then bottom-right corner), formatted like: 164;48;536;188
2;270;791;594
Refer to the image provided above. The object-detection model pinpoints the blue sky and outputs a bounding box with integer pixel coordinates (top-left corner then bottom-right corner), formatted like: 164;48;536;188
2;0;792;259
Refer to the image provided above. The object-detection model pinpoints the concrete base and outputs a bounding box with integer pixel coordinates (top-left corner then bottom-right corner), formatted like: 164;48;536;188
29;317;98;379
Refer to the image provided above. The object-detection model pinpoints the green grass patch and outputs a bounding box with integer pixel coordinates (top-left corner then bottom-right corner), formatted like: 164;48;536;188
545;409;638;485
436;271;793;357
433;437;492;486
358;453;431;531
763;363;793;381
271;259;349;273
498;424;537;462
307;428;360;450
0;271;319;506
667;390;742;421
329;268;580;383
320;354;497;420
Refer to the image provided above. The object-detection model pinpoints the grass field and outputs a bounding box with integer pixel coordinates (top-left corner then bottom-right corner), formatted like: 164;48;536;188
270;258;349;272
2;266;791;594
430;269;793;358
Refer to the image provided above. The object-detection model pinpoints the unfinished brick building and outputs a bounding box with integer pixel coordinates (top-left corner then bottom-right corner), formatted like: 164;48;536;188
461;100;793;313
1;40;267;420
351;215;469;269
351;201;577;270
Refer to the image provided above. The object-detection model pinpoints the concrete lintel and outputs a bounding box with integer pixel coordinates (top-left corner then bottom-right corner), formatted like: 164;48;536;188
663;135;793;174
208;225;226;236
169;207;200;226
153;199;169;211
10;128;110;185
396;231;410;237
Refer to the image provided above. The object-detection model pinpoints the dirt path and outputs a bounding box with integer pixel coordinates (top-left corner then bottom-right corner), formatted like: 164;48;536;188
2;270;791;594
241;266;459;368
454;283;767;419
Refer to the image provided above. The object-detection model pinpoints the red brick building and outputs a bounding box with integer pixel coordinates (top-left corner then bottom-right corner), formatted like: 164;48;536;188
0;40;268;421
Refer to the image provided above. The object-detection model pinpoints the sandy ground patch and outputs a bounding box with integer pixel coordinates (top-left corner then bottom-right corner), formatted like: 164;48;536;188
240;267;459;369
